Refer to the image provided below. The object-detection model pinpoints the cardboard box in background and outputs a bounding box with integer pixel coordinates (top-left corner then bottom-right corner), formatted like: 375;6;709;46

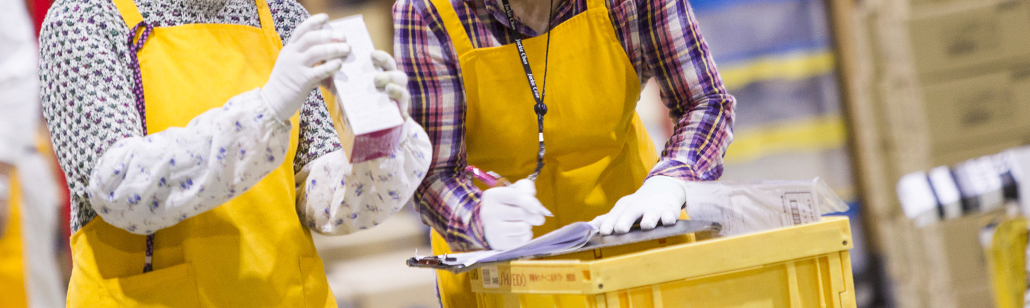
921;69;1030;151
907;0;1008;13
879;211;1003;308
922;210;1003;308
876;214;927;308
907;1;1030;78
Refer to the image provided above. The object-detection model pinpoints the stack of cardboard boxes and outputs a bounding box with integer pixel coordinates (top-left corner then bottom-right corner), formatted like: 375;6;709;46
831;0;1030;306
909;0;1030;166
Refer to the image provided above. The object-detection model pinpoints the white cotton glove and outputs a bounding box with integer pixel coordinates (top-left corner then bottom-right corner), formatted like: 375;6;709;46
480;179;553;250
591;176;687;235
261;14;351;122
370;50;411;120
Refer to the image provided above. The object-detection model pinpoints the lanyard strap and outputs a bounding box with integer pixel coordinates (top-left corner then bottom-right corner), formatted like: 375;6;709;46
499;0;553;179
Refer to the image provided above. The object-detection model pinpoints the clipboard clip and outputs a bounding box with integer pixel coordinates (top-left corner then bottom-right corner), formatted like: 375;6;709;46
407;255;459;268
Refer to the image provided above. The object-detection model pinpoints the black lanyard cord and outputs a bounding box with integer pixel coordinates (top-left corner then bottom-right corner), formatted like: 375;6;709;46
499;0;555;180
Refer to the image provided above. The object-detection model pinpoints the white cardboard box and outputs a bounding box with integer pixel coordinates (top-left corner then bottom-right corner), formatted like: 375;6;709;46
322;15;404;163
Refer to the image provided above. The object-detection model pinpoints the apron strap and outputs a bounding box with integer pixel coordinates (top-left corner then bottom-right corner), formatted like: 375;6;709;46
125;21;153;135
111;0;155;274
111;0;144;29
586;0;605;11
254;0;283;47
426;0;476;56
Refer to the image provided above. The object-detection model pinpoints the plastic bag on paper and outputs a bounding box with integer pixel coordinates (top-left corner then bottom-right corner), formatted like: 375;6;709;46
685;178;849;236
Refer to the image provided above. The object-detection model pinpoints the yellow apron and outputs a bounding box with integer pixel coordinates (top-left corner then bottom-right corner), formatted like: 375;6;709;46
0;136;64;308
0;173;26;308
65;0;335;306
426;0;658;305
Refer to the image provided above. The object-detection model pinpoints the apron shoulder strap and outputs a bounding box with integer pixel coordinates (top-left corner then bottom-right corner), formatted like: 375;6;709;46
426;0;476;56
111;0;144;29
112;0;281;47
254;0;283;47
586;0;606;11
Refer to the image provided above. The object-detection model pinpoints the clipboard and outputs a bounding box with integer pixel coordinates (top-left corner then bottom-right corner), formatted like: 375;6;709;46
407;220;721;273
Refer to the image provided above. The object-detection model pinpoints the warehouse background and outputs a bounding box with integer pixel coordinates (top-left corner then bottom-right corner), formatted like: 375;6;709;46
22;0;1014;304
13;0;1029;306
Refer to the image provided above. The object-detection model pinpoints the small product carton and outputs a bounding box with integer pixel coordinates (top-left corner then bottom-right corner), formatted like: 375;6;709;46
321;15;405;163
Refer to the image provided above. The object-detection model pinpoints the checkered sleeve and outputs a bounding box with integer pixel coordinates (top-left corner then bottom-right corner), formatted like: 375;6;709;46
638;0;735;181
393;0;489;251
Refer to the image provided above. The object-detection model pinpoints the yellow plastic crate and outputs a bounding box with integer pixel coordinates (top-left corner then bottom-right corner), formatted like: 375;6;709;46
468;216;857;308
985;217;1028;308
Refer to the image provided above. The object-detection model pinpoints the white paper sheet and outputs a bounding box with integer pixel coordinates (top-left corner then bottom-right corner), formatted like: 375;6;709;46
439;222;598;267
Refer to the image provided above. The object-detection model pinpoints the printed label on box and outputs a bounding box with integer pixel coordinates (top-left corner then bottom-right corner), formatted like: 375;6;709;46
782;192;819;226
481;266;500;288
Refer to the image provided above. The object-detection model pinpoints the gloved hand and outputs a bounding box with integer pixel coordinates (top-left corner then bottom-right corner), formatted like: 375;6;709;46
480;179;552;250
261;14;351;122
370;50;411;120
591;176;687;235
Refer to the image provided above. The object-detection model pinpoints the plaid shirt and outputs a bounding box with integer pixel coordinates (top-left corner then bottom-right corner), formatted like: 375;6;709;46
393;0;735;251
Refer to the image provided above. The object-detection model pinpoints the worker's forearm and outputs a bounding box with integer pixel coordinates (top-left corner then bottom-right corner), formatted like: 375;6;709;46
86;89;292;235
296;119;432;235
410;173;492;252
648;93;734;182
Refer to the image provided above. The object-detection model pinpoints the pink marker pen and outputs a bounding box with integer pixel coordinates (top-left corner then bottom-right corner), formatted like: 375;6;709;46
465;165;512;187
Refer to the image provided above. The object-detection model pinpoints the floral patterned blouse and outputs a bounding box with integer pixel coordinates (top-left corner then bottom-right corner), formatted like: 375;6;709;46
40;0;432;235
